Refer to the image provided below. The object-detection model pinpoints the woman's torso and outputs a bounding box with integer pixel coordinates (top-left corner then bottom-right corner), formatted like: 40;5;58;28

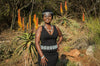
40;25;58;46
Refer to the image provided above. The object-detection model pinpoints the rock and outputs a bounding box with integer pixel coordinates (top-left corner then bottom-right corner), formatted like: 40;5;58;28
86;45;94;57
5;59;9;63
76;61;83;66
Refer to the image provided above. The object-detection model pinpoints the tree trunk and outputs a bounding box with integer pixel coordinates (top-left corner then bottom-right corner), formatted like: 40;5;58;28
10;8;16;30
30;0;34;15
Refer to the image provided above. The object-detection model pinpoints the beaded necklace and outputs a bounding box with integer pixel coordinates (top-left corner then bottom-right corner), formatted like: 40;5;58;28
44;25;53;33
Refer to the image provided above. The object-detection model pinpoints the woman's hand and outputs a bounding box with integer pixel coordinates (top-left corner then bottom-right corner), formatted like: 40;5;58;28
40;57;48;66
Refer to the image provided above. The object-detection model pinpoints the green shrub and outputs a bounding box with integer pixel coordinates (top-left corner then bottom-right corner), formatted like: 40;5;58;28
63;46;71;52
86;17;100;48
12;32;38;65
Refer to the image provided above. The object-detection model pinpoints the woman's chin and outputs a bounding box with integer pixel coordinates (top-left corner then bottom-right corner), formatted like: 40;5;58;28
45;22;51;24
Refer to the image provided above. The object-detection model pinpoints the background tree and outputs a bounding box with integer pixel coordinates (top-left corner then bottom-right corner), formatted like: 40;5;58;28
0;0;100;32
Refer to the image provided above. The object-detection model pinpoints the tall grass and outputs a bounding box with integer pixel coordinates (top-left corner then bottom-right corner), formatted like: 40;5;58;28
66;61;76;66
86;17;100;48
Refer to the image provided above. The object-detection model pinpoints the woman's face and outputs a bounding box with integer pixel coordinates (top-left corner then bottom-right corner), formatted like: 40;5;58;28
43;14;52;24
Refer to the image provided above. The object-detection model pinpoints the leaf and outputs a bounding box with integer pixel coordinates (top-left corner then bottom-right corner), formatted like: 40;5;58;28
30;46;35;61
14;42;26;54
32;46;38;58
18;48;24;55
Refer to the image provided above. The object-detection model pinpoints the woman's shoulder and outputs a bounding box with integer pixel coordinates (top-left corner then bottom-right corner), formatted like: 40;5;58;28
38;26;42;29
53;25;59;29
36;26;43;32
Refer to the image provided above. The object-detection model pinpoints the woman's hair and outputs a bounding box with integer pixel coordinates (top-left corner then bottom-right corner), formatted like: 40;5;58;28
42;9;53;19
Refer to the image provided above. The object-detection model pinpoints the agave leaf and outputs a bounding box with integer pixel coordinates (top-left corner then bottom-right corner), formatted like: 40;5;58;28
18;33;29;40
31;34;35;39
23;45;27;50
31;41;35;44
31;45;38;62
12;37;19;44
17;36;26;40
18;47;24;55
23;33;29;35
32;46;38;58
31;46;34;56
25;34;29;40
14;42;26;54
22;33;28;37
30;46;35;61
27;42;32;54
27;42;31;48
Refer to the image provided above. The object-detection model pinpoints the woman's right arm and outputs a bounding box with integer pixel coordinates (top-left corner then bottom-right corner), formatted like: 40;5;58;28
35;26;48;66
35;26;44;57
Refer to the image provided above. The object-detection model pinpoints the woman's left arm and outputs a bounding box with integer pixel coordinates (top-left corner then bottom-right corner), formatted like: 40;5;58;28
56;26;63;51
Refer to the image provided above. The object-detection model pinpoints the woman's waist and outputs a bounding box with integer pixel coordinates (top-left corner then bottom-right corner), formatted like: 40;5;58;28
41;42;57;45
42;49;58;55
40;44;58;50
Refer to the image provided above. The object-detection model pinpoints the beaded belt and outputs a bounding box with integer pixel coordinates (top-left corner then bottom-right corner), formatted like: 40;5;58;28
40;45;58;50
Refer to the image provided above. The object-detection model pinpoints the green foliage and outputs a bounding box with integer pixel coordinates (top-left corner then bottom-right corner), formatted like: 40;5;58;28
61;17;70;26
63;46;71;52
86;17;100;48
71;22;80;29
68;19;80;29
0;0;100;30
56;16;71;27
56;16;80;29
17;33;35;42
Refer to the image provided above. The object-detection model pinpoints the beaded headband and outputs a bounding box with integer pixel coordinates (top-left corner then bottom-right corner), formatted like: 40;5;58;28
42;12;53;16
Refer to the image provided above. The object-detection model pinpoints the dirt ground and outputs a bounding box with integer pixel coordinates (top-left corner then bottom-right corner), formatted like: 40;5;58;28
0;27;100;66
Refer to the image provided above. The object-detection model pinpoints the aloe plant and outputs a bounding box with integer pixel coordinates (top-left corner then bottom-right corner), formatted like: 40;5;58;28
13;32;38;66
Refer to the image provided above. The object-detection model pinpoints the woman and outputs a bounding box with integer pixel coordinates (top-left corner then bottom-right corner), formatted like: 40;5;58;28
35;9;63;66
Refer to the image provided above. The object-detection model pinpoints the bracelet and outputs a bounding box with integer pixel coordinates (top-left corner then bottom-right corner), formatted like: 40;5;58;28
41;55;44;59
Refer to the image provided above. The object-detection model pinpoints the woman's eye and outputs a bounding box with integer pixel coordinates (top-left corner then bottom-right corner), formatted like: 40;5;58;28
44;15;46;17
44;15;51;18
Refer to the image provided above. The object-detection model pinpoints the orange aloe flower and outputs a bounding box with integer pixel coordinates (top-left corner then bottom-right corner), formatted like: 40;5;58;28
60;2;63;14
33;14;36;25
22;18;25;31
27;23;29;30
65;1;67;11
35;17;38;30
18;9;22;28
29;15;31;29
82;13;85;22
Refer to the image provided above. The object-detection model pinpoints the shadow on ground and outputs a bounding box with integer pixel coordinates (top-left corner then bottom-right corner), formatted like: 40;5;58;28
57;54;69;66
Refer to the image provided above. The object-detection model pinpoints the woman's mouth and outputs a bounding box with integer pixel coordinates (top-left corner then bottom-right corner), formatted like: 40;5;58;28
46;19;49;22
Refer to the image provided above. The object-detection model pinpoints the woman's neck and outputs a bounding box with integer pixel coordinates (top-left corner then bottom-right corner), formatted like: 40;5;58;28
44;23;51;28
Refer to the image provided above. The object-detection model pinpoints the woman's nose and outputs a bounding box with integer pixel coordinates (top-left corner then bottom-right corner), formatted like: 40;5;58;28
45;16;49;18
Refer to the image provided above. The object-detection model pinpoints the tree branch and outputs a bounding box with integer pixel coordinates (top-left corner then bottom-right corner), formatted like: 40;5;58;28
20;1;32;10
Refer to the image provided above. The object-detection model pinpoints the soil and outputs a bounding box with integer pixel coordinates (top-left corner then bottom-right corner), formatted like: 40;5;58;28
0;27;100;66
